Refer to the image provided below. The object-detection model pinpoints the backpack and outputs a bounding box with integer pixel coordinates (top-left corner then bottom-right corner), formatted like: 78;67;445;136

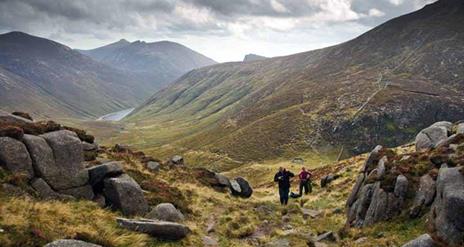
290;192;301;198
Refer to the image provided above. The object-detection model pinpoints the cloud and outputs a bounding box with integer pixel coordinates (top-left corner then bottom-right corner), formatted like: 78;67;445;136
0;0;436;61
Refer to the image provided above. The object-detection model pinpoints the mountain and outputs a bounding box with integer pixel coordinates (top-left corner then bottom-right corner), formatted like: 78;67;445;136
0;31;158;119
78;39;217;89
123;0;464;163
243;54;267;62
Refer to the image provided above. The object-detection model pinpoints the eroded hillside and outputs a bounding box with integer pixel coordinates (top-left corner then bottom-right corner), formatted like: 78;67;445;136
118;0;464;164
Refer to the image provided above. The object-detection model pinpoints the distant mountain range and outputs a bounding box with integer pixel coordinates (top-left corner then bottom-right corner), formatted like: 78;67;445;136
126;0;464;162
0;32;216;119
77;39;217;89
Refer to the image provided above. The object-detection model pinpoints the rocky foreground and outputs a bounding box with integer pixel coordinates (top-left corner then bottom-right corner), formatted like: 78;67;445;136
1;110;464;246
0;110;253;246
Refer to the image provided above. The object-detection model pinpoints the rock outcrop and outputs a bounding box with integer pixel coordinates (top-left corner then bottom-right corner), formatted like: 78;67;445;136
347;121;464;247
0;112;148;215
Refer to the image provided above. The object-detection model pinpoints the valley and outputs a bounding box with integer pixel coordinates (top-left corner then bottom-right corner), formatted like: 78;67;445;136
0;0;463;246
97;108;135;121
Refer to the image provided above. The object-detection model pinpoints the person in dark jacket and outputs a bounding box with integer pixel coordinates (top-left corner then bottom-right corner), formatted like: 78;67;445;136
274;167;294;205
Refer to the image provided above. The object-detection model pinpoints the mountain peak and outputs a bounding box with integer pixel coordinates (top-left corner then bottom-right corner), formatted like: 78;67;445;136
243;54;267;62
117;38;130;44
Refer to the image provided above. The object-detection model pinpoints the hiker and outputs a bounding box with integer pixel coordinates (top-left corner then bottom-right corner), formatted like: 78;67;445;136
298;167;312;196
274;167;294;205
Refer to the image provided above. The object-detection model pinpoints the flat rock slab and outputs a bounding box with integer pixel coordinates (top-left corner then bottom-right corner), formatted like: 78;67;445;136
44;239;102;247
116;218;191;240
88;161;123;186
301;208;322;219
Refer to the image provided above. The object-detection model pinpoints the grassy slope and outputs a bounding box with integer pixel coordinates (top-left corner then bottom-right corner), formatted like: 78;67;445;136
113;0;464;164
0;144;426;247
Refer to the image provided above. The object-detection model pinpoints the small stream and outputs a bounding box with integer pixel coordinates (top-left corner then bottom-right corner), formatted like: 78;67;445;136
97;108;135;121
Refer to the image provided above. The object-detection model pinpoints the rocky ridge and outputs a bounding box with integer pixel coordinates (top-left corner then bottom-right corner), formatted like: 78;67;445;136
345;121;464;246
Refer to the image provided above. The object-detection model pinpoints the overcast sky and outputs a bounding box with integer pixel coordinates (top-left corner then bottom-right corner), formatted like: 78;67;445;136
0;0;436;62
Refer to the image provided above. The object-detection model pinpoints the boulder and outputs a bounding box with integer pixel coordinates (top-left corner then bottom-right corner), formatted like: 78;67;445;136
321;174;339;188
363;182;403;227
377;156;387;179
348;183;375;227
44;239;102;247
0;137;34;179
113;144;130;153
31;178;74;200
457;123;464;134
203;236;219;247
316;231;338;242
0;110;33;127
116;218;190;240
214;173;230;187
87;161;123;189
170;155;184;166
415;126;448;151
362;145;384;173
292;157;304;164
22;134;57;183
82;142;97;151
402;234;437;247
146;161;160;172
229;177;253;198
82;142;98;161
346;173;365;207
394;175;408;198
363;182;388;226
429;167;464;246
58;184;94;200
146;203;185;222
103;174;149;216
301;208;321;219
229;179;241;193
431;121;453;133
410;174;436;218
40;130;88;189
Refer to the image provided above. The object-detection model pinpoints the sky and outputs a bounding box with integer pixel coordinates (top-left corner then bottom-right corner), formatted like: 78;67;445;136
0;0;436;62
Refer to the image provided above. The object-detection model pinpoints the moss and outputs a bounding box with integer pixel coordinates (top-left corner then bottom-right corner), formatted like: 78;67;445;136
0;126;24;139
63;126;95;143
11;112;33;121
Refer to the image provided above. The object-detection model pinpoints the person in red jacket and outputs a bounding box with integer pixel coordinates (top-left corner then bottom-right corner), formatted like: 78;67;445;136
298;167;312;196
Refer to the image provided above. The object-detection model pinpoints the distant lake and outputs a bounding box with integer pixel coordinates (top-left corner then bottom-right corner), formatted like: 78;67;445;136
97;108;134;121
